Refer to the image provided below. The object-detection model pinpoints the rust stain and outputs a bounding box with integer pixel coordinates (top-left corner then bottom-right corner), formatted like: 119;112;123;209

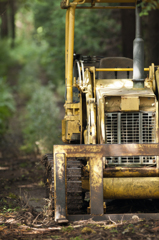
54;143;159;158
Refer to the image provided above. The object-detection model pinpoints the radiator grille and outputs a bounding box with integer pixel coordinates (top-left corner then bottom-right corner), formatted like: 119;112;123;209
121;113;140;143
105;113;118;144
105;112;156;165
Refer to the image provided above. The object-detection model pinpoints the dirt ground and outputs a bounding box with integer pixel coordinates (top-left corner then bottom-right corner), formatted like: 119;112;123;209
1;156;159;239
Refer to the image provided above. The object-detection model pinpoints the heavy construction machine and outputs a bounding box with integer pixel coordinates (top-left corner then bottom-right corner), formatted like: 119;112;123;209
43;0;159;223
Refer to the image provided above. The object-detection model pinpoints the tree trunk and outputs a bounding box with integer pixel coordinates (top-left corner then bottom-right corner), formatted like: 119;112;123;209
9;0;15;48
1;11;8;38
121;5;135;59
0;1;8;39
147;10;159;65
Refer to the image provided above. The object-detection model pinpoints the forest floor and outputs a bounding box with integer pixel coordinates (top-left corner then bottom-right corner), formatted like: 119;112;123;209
1;156;159;239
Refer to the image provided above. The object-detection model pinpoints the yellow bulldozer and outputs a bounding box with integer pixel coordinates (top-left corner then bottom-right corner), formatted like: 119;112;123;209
43;0;159;223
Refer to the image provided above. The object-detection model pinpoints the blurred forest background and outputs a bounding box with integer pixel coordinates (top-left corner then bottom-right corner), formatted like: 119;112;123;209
0;0;159;156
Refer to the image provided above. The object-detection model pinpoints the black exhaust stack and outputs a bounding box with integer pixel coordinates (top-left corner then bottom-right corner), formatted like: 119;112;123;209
133;2;144;88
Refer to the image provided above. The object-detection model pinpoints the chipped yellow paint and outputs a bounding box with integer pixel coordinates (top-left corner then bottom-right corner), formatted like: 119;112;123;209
54;144;159;158
90;157;103;215
103;168;159;178
54;153;67;221
57;154;65;181
82;177;159;199
90;157;103;192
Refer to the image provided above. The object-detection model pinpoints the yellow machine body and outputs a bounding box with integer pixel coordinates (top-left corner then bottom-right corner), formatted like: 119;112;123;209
82;177;159;199
61;0;159;193
53;0;159;222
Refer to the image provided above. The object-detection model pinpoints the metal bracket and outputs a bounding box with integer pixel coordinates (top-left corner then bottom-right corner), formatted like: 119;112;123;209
54;143;159;221
90;157;103;215
54;153;68;223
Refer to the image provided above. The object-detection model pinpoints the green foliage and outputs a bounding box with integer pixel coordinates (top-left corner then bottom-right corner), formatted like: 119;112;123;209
70;236;84;240
0;0;122;154
0;40;15;77
8;193;17;199
18;59;42;101
51;236;60;239
1;205;20;213
74;7;120;56
32;1;121;84
9;35;62;154
19;162;28;168
56;82;65;100
110;228;118;233
62;226;74;232
11;39;51;100
0;78;15;135
139;0;159;16
21;84;61;154
32;1;65;84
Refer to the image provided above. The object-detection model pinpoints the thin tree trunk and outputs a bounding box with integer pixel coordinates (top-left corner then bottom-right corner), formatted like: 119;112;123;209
0;1;8;39
1;11;8;38
147;9;159;65
121;4;135;59
9;0;15;48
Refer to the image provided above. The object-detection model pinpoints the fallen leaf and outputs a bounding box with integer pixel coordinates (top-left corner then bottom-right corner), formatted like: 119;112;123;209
0;226;7;231
150;226;159;232
6;218;15;223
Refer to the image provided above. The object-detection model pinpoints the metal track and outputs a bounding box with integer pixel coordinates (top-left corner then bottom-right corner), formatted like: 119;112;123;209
42;154;54;211
42;154;84;215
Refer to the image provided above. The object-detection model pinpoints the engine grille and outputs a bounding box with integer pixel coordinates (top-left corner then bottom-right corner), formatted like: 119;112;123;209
105;112;156;165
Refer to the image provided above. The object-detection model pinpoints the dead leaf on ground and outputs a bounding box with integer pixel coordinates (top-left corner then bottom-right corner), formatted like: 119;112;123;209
150;226;159;232
0;225;7;231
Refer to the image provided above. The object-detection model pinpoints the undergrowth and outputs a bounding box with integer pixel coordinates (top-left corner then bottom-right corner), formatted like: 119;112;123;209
0;31;64;155
21;84;61;154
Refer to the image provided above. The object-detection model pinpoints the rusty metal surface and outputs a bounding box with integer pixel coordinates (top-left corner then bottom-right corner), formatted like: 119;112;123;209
54;153;67;222
67;213;159;221
82;177;159;199
103;168;159;177
82;165;159;178
90;157;103;215
54;143;159;158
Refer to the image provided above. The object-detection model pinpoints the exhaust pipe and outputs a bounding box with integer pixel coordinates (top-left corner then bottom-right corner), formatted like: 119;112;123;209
133;3;144;88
